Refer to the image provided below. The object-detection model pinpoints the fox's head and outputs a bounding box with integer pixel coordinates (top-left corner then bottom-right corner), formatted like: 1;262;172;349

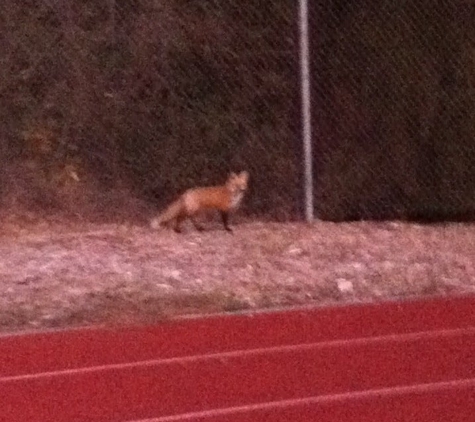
226;171;249;192
226;171;249;208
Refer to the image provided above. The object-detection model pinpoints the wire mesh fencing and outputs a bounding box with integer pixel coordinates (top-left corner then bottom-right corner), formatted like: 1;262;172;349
0;0;301;221
1;0;475;222
311;0;475;221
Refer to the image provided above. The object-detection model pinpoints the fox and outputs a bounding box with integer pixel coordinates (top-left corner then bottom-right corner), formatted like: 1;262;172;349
150;171;249;233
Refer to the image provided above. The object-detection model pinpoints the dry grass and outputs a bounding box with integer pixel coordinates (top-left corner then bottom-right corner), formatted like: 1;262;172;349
0;218;474;333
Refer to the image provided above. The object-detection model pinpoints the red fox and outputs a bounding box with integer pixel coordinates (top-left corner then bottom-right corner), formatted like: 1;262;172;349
150;171;249;233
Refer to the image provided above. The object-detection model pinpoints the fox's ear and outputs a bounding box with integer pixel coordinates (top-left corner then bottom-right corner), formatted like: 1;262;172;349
239;171;249;182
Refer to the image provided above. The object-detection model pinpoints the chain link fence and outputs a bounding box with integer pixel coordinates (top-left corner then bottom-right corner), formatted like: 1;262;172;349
1;0;475;223
312;0;475;221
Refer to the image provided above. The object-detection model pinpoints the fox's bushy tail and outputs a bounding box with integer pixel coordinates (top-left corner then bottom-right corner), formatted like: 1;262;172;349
150;198;183;229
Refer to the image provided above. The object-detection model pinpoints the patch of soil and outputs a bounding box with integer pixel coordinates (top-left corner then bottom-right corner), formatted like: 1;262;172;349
0;219;474;333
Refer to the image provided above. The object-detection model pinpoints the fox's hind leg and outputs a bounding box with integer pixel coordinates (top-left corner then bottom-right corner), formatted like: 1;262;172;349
220;212;232;233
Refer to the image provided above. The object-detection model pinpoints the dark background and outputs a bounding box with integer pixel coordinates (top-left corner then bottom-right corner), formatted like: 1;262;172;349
1;0;474;222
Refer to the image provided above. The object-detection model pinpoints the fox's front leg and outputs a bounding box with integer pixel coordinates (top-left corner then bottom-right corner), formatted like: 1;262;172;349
220;212;232;233
190;217;205;232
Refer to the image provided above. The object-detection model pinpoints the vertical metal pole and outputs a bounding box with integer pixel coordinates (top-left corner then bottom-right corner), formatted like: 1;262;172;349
299;0;314;222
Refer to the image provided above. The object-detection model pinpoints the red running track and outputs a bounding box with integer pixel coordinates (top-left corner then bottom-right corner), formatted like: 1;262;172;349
1;295;474;421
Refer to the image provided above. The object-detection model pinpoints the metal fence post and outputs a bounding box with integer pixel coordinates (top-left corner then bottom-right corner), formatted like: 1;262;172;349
299;0;314;222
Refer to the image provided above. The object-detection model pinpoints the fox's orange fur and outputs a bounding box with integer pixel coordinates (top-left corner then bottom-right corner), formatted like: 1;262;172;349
151;171;249;233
